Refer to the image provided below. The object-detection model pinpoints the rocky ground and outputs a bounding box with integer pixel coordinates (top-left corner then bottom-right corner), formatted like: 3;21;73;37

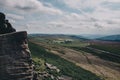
33;58;72;80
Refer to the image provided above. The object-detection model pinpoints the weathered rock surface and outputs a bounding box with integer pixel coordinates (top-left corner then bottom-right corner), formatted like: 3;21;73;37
0;31;33;80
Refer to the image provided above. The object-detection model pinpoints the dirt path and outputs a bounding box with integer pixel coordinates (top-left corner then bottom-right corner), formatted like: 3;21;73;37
31;41;120;80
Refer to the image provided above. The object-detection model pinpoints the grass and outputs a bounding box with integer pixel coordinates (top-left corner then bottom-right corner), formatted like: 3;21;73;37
89;44;120;55
56;42;89;47
69;46;120;63
29;41;102;80
53;40;120;63
30;37;89;47
32;58;46;72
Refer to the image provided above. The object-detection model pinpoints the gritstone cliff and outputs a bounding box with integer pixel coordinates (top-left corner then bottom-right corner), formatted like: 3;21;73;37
0;31;33;80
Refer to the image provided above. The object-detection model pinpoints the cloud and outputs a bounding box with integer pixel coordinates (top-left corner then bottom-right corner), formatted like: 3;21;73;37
61;0;120;26
0;0;63;15
102;1;120;10
0;0;120;34
45;9;120;34
6;13;24;20
62;0;120;10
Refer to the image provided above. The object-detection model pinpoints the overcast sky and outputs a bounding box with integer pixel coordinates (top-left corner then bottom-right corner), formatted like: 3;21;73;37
0;0;120;35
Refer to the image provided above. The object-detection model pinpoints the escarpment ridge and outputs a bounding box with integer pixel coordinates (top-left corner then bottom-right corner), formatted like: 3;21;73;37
0;31;33;80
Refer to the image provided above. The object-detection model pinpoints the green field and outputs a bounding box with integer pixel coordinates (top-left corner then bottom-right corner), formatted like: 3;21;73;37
29;37;89;47
54;41;89;47
89;44;120;55
29;42;102;80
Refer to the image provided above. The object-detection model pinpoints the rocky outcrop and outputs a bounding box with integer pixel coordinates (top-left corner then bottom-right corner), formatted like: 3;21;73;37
0;31;33;80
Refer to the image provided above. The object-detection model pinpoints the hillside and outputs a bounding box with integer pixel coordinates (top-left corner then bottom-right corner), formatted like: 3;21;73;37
29;36;120;80
29;42;102;80
96;35;120;41
81;34;106;39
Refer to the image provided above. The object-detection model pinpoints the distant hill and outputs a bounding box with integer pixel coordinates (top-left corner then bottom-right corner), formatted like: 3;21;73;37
96;35;120;41
68;35;89;40
81;34;107;39
28;34;88;41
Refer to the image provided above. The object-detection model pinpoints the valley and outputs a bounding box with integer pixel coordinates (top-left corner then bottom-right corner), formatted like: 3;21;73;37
28;34;120;80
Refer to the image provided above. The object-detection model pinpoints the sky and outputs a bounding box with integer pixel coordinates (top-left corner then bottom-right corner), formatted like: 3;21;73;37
0;0;120;35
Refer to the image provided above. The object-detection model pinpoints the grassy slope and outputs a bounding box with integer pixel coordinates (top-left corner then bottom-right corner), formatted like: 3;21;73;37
31;37;120;63
29;42;102;80
69;46;120;63
89;44;120;55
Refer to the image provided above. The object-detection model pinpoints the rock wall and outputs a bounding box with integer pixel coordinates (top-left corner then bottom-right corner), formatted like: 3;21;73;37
0;31;33;80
